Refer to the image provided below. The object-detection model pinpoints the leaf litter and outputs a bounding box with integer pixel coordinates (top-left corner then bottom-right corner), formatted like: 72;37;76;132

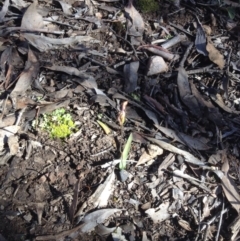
1;0;240;240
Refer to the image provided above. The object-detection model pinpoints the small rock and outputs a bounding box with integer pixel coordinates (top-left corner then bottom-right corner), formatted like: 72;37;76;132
119;170;130;182
147;56;168;76
23;213;32;222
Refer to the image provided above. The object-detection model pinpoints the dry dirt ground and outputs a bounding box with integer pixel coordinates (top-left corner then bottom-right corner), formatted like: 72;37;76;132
1;0;240;240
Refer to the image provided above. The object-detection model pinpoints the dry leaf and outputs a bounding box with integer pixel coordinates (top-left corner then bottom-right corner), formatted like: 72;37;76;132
79;209;121;233
124;0;144;45
95;224;116;236
146;137;206;166
155;124;210;150
210;93;240;114
57;0;72;15
0;126;20;151
189;79;226;127
36;202;45;225
145;202;170;223
142;108;159;125
201;196;211;220
178;219;192;231
21;0;44;29
112;227;128;241
195;18;208;56
75;171;115;217
221;151;240;214
8;136;19;155
10;48;39;98
0;0;9;22
136;144;163;166
206;38;225;69
124;61;139;93
23;34;100;52
177;67;202;118
143;95;166;114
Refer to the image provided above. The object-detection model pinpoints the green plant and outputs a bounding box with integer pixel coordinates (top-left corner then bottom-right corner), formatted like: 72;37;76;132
34;108;76;139
226;7;236;19
137;0;159;13
119;133;133;170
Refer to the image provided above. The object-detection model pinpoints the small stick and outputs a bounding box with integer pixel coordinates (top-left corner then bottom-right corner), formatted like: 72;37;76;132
179;42;193;67
215;201;225;241
109;27;139;59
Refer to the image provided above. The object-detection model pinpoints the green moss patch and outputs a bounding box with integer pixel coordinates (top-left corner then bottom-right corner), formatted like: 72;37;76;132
36;108;76;139
137;0;159;13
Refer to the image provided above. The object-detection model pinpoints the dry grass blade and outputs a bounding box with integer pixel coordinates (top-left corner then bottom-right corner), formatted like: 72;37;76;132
23;34;99;52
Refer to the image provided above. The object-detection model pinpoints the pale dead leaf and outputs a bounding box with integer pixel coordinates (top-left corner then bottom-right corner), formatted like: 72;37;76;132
146;137;206;166
21;0;44;29
79;209;121;233
202;196;211;220
221;151;240;214
0;0;9;22
124;61;139;93
136;144;163;166
124;0;144;45
57;0;72;15
178;219;192;231
36;202;45;225
8;136;19;155
10;48;39;97
75;171;115;217
112;227;128;241
206;38;225;69
210;93;240;114
142;231;150;241
95;224;116;236
145;202;170;223
208;150;225;165
0;126;20;151
23;34;100;52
